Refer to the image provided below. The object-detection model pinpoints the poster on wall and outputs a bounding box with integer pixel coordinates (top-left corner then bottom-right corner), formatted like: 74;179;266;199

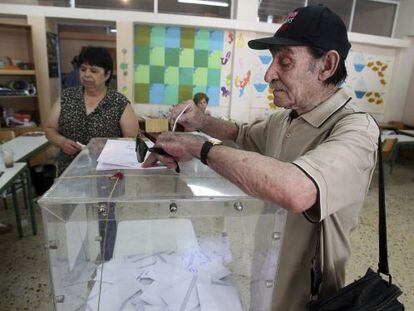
133;25;234;106
344;51;394;114
231;30;276;122
46;32;59;78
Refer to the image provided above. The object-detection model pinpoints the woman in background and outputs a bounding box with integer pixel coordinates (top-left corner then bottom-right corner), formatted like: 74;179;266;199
193;92;209;114
45;46;138;175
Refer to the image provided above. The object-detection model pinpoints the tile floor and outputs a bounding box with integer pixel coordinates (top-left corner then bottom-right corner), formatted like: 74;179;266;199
0;163;413;310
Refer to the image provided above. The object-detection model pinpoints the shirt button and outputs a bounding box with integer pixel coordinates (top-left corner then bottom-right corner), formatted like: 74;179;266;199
286;133;291;138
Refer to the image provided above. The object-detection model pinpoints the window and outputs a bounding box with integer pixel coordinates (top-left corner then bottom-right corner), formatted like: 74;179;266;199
352;0;398;37
307;0;353;29
0;0;71;6
158;0;231;19
258;0;306;23
75;0;154;12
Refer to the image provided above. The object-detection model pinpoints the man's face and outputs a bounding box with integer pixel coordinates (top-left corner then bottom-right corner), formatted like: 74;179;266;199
264;46;321;113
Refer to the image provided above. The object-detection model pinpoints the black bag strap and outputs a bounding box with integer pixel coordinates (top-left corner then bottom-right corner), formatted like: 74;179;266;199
310;122;391;300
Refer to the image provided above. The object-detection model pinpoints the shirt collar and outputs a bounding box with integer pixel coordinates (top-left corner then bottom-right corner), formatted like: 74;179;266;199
299;88;351;128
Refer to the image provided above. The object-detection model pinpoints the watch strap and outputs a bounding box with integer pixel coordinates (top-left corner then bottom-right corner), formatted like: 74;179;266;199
200;140;224;165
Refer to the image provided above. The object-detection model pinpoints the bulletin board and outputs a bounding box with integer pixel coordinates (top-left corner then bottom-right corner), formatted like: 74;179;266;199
133;25;234;106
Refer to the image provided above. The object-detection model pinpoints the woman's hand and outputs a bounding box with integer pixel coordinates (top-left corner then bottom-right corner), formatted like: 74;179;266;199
60;138;82;155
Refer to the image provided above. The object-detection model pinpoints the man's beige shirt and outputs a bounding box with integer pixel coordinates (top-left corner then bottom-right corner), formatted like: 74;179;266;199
236;89;379;311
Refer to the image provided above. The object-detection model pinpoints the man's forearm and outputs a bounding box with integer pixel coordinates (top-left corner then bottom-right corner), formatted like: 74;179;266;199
200;115;239;141
204;146;317;212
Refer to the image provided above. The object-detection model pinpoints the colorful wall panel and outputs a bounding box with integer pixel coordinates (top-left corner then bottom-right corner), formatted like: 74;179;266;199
134;25;234;106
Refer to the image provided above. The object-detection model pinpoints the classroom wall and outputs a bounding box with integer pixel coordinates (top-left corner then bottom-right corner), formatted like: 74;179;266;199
1;3;413;125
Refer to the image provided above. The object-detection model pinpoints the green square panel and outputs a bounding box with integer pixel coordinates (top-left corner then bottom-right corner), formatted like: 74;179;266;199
150;26;166;47
134;25;150;47
165;48;180;66
180;28;195;49
194;29;209;50
164;67;179;84
134;83;149;103
193;68;208;86
135;47;150;65
179;85;193;103
150;47;165;66
179;49;194;68
134;65;150;83
179;68;193;85
164;84;179;105
207;69;221;87
194;50;209;67
208;51;222;69
192;86;207;97
150;66;165;83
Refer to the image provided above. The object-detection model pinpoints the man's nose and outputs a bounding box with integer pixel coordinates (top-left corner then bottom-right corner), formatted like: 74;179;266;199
264;63;279;83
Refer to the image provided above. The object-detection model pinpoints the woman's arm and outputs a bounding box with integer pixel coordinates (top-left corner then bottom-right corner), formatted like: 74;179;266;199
120;103;139;138
44;98;81;155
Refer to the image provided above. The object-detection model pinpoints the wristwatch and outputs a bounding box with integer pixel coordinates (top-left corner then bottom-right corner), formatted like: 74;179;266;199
200;139;222;165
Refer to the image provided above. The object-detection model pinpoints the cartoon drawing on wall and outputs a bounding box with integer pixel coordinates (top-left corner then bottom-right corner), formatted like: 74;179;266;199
344;51;394;113
134;25;233;106
259;54;272;65
354;78;367;99
236;33;244;48
228;32;234;45
234;70;251;97
221;86;230;97
367;60;388;86
366;91;384;105
221;51;231;65
267;88;276;109
353;53;365;72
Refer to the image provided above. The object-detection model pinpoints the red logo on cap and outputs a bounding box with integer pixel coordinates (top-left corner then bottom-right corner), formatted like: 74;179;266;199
278;10;298;32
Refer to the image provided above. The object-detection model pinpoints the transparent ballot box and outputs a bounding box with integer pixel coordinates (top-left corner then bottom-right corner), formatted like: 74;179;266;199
39;138;287;311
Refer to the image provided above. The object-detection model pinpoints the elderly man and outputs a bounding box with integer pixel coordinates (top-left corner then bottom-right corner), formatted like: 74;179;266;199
144;5;379;310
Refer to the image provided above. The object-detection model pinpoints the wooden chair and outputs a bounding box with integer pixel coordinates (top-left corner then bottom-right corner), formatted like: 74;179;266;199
382;138;398;173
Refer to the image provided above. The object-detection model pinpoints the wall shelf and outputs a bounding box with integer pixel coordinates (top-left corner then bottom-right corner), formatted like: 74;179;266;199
0;69;36;76
0;95;37;98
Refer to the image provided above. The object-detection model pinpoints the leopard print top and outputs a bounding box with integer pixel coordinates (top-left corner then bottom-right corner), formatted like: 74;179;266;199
58;86;129;173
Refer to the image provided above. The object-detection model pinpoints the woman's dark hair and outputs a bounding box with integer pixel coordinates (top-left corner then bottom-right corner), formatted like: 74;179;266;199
193;92;209;105
307;46;347;86
78;47;113;85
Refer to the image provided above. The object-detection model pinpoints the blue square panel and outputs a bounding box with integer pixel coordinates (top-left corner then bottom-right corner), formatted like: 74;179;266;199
149;83;165;104
165;27;181;48
206;86;220;106
209;30;224;51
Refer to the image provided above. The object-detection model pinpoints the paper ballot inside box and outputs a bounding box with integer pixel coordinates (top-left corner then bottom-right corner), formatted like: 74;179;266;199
113;219;200;257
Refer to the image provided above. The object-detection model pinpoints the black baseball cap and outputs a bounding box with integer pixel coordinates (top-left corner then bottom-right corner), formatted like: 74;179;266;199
248;5;351;59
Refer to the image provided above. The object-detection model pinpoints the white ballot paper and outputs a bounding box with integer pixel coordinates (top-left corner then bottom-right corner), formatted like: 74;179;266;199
96;139;165;171
87;250;243;311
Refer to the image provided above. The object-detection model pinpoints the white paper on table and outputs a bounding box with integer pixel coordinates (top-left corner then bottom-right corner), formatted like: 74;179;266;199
96;139;166;170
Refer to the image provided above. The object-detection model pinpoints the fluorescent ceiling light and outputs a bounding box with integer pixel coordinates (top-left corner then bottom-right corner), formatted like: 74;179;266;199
178;0;229;7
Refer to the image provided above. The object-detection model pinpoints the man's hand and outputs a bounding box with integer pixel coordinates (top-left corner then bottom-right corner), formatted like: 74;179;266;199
169;100;206;131
60;138;82;155
142;132;205;169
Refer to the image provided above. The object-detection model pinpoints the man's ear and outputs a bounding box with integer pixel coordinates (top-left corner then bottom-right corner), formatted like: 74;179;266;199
318;50;340;82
